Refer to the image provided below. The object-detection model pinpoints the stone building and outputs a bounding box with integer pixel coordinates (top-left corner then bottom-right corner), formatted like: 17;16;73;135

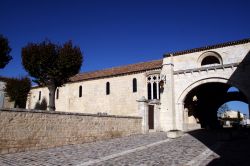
221;110;244;119
0;79;15;109
27;38;250;132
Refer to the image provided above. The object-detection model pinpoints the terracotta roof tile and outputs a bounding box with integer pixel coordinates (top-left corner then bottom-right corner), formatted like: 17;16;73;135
70;59;162;82
164;38;250;57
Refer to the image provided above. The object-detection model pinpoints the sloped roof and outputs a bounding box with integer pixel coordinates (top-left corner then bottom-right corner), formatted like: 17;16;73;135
164;38;250;57
70;59;162;82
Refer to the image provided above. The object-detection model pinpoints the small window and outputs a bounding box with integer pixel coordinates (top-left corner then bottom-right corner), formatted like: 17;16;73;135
201;56;220;66
56;89;59;99
106;82;110;95
79;86;82;97
133;78;137;92
39;91;41;101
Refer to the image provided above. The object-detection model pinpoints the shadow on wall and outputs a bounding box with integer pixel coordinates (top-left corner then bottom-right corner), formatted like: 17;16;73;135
228;50;250;106
34;98;47;110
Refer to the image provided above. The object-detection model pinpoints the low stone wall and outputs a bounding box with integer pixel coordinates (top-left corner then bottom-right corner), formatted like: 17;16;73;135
0;108;142;154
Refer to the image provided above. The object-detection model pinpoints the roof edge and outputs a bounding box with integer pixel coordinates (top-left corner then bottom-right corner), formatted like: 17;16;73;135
69;67;162;83
76;59;162;76
163;38;250;58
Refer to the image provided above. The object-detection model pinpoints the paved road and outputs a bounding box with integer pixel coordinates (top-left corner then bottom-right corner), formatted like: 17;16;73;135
0;129;249;166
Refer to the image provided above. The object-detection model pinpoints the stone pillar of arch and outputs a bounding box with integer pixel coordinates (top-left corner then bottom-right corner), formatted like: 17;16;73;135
159;54;176;131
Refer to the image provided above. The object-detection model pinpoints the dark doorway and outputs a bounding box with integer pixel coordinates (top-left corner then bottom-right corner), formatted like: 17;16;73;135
148;105;154;129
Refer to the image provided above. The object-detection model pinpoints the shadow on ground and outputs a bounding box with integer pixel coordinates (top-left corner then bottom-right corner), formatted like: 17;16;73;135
188;128;250;166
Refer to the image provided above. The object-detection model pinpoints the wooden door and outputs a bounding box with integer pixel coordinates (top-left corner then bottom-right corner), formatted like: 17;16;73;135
148;105;154;129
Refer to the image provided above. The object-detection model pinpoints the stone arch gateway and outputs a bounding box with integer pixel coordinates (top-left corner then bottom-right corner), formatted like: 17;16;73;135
160;38;250;131
178;79;248;130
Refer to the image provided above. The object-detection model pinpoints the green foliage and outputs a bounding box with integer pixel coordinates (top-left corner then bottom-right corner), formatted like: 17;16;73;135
0;34;12;69
5;77;31;108
21;40;83;111
21;40;83;87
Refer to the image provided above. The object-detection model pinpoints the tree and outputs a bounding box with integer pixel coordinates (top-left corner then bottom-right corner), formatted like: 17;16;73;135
0;34;12;68
22;40;83;111
5;77;31;108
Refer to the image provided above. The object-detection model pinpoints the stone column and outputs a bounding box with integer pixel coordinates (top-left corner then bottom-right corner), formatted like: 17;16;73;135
160;54;176;131
156;82;159;99
176;102;185;131
183;107;189;131
137;96;149;133
151;82;154;100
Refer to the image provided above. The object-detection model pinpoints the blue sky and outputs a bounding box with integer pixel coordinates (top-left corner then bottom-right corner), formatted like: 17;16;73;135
0;0;249;115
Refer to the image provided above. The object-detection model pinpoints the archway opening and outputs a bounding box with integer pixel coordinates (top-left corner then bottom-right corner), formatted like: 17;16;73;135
218;101;248;127
227;86;240;93
184;82;248;129
201;56;220;66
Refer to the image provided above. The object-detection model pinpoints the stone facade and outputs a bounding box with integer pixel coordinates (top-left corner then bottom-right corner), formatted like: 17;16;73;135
0;108;142;154
27;38;250;133
221;110;244;118
0;81;15;109
28;72;150;116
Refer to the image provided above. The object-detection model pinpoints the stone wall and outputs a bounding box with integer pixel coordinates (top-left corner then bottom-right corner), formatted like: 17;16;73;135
0;109;142;154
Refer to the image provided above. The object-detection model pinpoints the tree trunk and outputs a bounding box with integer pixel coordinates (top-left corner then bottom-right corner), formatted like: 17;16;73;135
48;85;56;111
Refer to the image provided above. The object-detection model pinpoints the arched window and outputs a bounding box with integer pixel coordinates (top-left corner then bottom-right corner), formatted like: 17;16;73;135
198;51;222;67
201;56;220;66
147;74;161;100
79;86;82;97
133;78;137;92
56;89;59;99
106;82;110;95
39;91;41;101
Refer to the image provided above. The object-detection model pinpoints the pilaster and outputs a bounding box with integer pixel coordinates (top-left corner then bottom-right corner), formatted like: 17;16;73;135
160;54;176;131
137;96;149;133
